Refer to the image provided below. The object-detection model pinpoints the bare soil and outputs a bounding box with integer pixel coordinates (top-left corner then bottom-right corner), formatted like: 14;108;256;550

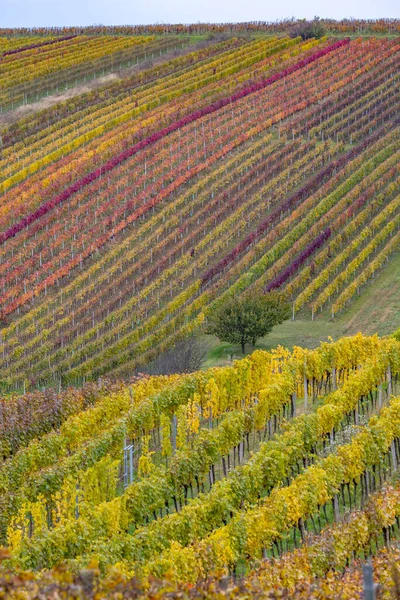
0;39;213;128
0;74;119;126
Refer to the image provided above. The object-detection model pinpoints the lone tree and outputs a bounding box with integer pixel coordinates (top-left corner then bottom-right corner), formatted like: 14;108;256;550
206;292;290;354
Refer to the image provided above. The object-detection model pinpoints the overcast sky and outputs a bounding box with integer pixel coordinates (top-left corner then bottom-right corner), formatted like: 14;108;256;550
2;0;399;28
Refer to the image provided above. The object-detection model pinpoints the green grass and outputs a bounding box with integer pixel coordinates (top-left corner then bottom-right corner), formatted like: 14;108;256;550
202;253;400;368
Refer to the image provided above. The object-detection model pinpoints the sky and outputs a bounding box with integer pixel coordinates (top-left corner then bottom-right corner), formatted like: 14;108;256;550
1;0;399;28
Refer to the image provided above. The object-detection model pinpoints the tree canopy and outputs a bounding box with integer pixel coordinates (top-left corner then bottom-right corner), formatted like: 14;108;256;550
206;292;290;353
289;17;326;40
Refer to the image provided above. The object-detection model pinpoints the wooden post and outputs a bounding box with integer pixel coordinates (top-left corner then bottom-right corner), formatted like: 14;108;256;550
355;403;359;425
391;440;398;472
75;484;80;519
378;383;383;408
291;393;296;418
304;373;308;410
332;367;337;391
333;494;340;522
172;415;178;453
28;513;33;538
387;364;392;397
239;441;244;464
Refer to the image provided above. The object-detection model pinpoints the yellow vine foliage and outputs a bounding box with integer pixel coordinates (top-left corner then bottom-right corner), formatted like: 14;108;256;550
137;434;155;477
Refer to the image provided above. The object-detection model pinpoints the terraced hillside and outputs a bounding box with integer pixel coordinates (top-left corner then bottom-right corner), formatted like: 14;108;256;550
0;29;399;391
1;332;400;599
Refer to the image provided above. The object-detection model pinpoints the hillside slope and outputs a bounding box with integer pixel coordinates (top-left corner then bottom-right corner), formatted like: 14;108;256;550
0;32;399;390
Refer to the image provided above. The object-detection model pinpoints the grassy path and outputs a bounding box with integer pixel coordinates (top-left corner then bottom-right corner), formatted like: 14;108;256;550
203;253;400;367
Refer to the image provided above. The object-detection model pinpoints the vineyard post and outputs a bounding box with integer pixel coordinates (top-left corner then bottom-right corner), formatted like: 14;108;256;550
75;483;79;519
391;440;398;472
333;493;340;521
303;359;308;409
130;443;134;485
123;440;134;489
332;367;337;391
362;559;376;600
291;392;296;417
378;383;383;408
28;513;33;538
239;440;244;464
172;414;178;453
123;438;128;489
387;364;392;396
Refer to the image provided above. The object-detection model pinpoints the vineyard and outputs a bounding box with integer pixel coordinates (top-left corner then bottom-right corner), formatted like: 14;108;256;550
0;25;399;391
1;333;400;598
1;21;400;596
